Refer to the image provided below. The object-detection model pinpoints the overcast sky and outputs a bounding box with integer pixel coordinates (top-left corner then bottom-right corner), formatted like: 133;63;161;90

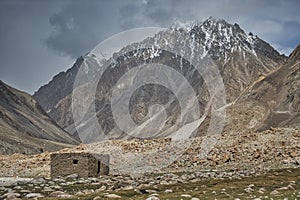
1;0;300;94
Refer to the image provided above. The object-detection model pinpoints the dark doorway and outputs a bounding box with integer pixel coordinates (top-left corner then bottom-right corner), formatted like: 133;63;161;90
73;159;78;164
97;161;100;174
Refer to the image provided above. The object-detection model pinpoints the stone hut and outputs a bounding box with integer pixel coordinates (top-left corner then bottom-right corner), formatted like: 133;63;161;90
50;152;109;179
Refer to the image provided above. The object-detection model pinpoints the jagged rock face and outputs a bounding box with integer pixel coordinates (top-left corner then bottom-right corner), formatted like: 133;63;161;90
0;80;78;155
227;44;300;132
33;18;286;140
34;57;83;113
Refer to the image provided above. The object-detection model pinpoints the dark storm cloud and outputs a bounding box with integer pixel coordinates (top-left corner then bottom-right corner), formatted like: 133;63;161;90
1;0;300;94
44;0;146;58
0;0;73;93
45;0;300;58
44;0;196;58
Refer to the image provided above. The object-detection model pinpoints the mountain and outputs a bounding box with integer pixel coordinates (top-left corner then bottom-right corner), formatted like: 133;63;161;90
33;17;287;140
225;44;300;132
0;80;78;154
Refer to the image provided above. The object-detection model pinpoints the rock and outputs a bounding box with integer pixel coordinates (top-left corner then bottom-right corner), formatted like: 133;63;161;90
0;178;32;187
65;174;78;180
283;159;292;164
222;153;231;162
145;189;157;194
113;180;131;189
295;157;300;165
53;178;65;182
88;178;99;183
95;185;106;192
270;190;280;195
244;187;254;193
25;193;44;198
162;173;179;179
258;187;265;194
48;181;55;185
3;192;21;198
42;187;55;192
19;190;31;193
82;189;94;194
49;191;72;198
277;186;289;190
181;194;192;197
75;191;84;196
16;178;34;186
244;188;253;193
134;189;144;194
32;178;45;184
159;180;168;185
131;181;140;188
13;186;22;190
180;174;189;180
146;197;160;200
50;185;62;189
123;185;134;190
164;189;173;193
93;197;102;200
103;194;122;198
289;180;296;185
287;184;295;190
137;183;152;189
290;151;298;157
58;193;73;198
149;193;159;196
191;198;200;200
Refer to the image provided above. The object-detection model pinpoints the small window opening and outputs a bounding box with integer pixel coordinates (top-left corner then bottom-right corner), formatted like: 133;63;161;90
97;161;101;174
73;159;78;164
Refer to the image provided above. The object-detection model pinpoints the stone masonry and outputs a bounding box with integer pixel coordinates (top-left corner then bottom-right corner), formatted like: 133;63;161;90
50;152;109;179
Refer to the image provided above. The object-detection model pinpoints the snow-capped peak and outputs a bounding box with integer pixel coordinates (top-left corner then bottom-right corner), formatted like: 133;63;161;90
83;17;282;70
178;17;260;59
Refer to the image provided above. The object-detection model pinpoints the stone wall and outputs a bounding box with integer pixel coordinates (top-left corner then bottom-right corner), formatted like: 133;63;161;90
50;153;109;179
94;154;110;175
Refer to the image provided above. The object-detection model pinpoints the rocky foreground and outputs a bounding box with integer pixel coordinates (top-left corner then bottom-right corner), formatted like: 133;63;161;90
0;127;299;199
0;166;299;199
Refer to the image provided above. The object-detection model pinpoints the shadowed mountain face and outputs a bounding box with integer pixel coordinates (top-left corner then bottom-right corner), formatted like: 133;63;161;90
33;18;287;140
227;44;300;132
0;80;78;154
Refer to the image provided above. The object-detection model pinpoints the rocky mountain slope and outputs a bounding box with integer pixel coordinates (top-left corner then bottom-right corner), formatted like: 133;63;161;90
33;17;287;140
225;44;300;133
0;80;78;154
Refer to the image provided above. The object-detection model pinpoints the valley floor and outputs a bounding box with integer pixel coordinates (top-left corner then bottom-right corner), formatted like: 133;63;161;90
0;127;299;199
0;167;299;199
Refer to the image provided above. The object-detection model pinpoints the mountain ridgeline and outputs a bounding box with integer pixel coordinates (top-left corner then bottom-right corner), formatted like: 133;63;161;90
33;17;289;141
226;44;300;133
0;80;78;154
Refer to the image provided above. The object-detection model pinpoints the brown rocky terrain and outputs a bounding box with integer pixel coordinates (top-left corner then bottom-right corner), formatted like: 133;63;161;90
0;81;78;155
0;127;299;199
225;44;300;133
0;127;299;178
